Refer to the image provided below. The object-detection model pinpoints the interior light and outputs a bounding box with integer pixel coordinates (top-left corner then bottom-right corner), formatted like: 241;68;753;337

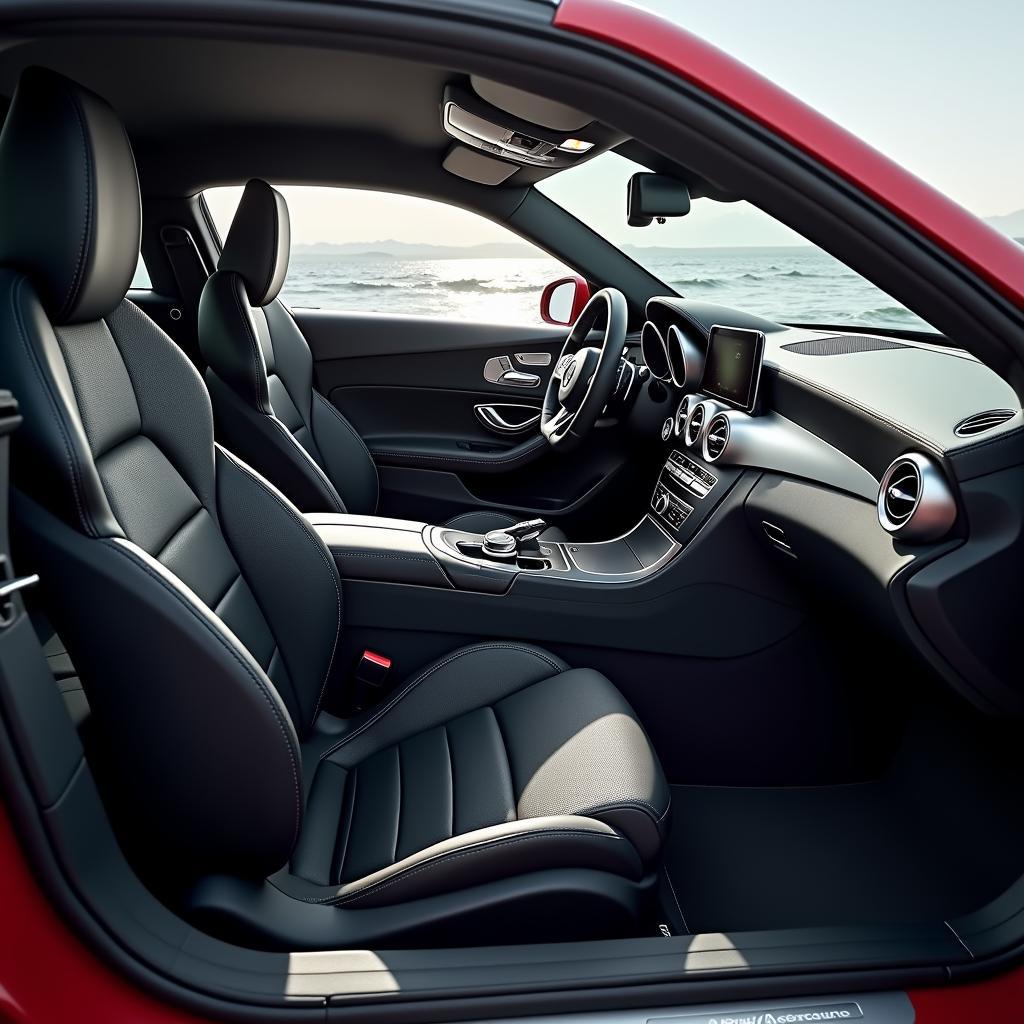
557;138;595;153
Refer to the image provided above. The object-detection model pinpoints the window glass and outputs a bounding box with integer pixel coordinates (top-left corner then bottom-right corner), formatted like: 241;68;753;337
129;254;152;290
538;152;934;332
203;185;570;324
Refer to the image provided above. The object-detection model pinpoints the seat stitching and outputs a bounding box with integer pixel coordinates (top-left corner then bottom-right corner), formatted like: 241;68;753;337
317;643;563;761
261;192;280;304
312;390;380;507
265;414;346;513
105;539;302;848
283;827;622;906
59;88;92;318
10;277;95;536
211;571;243;616
664;864;690;933
153;504;206;562
442;724;454;840
488;704;518;821
577;797;669;823
220;448;341;723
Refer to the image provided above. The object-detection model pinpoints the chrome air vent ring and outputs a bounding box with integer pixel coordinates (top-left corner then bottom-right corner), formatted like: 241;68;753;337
877;453;956;542
953;409;1015;437
673;395;691;437
703;412;730;462
684;401;705;448
665;324;704;389
640;321;670;381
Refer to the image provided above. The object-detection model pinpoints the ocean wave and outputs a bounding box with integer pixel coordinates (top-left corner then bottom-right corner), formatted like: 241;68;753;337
671;277;724;288
856;305;918;322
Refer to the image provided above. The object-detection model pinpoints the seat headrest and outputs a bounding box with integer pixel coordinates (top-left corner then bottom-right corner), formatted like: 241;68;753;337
0;67;141;325
218;179;290;307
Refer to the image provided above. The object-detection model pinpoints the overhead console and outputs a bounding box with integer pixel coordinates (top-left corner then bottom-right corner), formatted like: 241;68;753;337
440;78;623;184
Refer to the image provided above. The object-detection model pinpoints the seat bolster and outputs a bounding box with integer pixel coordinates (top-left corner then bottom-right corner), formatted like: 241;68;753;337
215;445;342;736
314;642;568;767
198;270;273;413
0;271;122;536
206;372;346;513
272;815;642;908
309;389;380;515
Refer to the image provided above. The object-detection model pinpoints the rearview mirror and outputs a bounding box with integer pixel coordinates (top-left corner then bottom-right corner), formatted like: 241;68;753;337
540;275;591;326
627;173;691;226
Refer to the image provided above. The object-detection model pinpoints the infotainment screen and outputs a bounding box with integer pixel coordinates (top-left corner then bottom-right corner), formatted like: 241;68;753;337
700;325;765;413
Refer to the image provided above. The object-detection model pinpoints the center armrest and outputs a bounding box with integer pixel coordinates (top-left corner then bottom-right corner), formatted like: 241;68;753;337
305;514;450;588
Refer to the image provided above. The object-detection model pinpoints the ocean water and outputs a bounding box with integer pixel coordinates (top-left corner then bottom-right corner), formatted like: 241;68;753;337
281;247;933;332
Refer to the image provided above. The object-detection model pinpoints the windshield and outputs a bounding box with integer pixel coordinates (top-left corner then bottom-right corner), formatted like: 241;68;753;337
537;152;934;333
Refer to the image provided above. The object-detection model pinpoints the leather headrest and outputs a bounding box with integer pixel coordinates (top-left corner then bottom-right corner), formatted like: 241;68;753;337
218;179;290;307
0;67;141;325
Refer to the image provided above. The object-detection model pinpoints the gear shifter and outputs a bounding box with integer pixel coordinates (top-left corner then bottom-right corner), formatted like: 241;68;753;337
482;518;547;560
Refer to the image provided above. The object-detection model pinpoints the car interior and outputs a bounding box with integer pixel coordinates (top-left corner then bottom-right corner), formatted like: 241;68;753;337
0;13;1021;1020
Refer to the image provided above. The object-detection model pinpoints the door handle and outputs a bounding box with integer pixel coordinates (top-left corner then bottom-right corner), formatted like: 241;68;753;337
482;356;541;388
474;404;542;435
498;370;541;388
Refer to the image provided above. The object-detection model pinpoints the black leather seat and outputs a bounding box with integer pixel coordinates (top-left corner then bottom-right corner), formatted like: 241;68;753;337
0;68;668;948
198;177;544;536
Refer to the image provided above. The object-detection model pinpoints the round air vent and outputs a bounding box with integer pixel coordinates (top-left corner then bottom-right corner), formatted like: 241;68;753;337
640;321;670;381
877;453;956;542
673;396;690;437
703;412;730;462
684;401;705;448
953;409;1015;437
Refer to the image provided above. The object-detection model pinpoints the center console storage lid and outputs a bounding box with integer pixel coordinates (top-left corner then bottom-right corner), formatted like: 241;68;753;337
306;514;449;588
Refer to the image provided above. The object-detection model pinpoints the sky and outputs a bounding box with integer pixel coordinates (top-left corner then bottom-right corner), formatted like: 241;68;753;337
205;0;1024;250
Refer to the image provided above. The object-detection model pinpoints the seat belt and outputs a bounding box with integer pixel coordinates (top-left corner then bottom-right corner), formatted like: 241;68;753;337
159;224;210;368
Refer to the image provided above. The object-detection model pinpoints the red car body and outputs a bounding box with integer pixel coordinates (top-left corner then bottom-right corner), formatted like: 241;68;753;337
2;0;1021;1019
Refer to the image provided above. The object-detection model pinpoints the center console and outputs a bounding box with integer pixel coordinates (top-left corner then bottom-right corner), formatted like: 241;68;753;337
307;447;737;595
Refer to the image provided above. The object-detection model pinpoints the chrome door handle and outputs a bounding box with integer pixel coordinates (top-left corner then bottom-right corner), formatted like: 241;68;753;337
499;370;540;388
474;404;542;435
482;356;541;388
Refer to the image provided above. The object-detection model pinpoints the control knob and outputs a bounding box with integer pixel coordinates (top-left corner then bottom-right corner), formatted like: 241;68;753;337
653;491;671;516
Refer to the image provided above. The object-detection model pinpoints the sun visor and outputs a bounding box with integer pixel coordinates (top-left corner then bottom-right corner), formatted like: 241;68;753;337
470;76;593;132
442;145;519;185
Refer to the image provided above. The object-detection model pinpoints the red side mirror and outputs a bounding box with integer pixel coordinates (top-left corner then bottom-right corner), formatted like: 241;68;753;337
540;275;591;326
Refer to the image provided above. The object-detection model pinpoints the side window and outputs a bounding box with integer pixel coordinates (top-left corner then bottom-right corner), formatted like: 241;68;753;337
129;254;152;290
202;185;570;324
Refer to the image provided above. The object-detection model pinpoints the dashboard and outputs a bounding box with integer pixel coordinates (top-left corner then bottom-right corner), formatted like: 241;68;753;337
637;295;1024;715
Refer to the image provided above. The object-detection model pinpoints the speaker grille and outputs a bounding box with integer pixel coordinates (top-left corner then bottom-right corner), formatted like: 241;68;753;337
782;336;907;356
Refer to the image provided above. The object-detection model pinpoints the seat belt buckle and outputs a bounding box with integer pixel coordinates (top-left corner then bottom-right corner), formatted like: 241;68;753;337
352;650;392;711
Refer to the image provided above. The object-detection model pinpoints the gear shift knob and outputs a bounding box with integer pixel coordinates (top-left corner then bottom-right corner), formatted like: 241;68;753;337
481;519;547;560
504;518;547;542
482;529;517;559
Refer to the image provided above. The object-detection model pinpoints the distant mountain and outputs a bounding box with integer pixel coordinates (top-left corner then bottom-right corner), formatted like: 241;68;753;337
291;239;535;260
984;209;1024;237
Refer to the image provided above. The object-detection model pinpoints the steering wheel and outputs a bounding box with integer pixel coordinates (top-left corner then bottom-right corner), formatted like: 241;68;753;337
541;287;628;452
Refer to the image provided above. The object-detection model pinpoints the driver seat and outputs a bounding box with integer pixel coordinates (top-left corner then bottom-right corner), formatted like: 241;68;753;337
198;178;546;536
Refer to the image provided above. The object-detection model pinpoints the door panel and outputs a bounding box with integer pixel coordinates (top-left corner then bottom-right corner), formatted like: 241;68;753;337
295;309;632;528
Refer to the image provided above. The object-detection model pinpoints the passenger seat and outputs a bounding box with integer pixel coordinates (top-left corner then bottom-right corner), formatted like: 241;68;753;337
198;178;546;536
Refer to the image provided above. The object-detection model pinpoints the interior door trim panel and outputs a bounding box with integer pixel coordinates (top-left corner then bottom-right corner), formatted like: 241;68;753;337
296;308;571;360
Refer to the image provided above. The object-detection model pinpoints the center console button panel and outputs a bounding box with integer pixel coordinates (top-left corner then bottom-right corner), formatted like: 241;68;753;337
664;449;718;499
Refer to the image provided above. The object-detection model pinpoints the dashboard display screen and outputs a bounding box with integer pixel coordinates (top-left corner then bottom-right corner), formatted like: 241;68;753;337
700;325;765;412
